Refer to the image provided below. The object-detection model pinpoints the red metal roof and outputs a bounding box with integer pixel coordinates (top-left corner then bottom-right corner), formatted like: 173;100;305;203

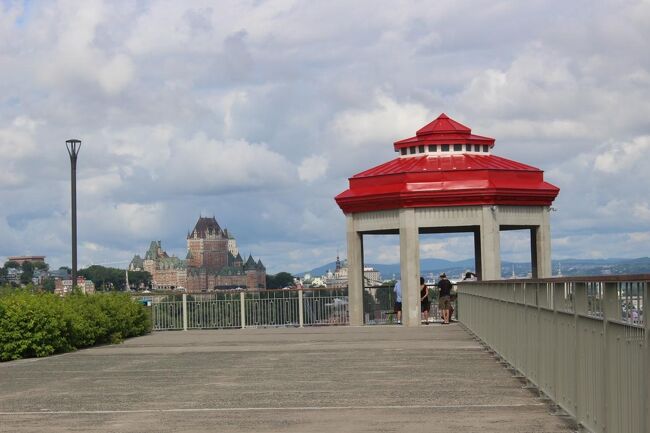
394;113;495;151
335;115;559;214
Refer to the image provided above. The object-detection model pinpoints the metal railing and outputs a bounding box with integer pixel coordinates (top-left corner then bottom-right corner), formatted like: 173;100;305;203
139;288;349;330
458;276;649;433
363;284;458;324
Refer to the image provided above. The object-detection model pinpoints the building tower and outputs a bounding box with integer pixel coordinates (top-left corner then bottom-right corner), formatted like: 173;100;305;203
186;216;228;271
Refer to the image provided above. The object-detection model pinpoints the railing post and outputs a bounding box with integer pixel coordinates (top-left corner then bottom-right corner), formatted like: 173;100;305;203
552;282;563;402
645;281;649;433
298;289;304;328
240;291;246;329
182;293;188;331
574;282;587;420
536;282;542;390
602;282;618;432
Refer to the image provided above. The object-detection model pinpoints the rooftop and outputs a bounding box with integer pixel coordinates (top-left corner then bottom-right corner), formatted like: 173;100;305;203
336;114;559;213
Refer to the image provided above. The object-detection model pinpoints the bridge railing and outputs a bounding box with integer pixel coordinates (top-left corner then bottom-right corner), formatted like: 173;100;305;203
458;275;649;433
138;288;349;330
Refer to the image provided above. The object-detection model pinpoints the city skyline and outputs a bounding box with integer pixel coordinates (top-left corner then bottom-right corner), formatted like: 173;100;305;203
1;1;649;274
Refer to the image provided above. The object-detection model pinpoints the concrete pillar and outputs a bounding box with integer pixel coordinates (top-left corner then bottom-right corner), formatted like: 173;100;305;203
534;207;552;278
346;214;364;326
479;206;501;280
399;208;420;327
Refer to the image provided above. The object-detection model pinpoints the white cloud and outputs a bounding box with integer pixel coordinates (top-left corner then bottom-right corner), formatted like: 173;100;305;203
633;203;650;222
594;136;650;174
0;117;39;158
298;155;328;183
162;134;295;195
331;91;430;148
374;244;400;264
81;202;166;240
628;232;650;243
28;1;135;95
97;54;134;95
458;45;577;117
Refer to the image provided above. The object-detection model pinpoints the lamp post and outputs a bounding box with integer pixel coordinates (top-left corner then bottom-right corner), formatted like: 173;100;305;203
66;139;81;290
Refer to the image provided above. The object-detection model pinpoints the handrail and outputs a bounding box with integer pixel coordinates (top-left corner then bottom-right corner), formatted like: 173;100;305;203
465;274;650;284
458;277;648;433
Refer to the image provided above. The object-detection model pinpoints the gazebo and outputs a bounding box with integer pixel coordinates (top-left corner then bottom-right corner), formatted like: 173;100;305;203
335;113;560;327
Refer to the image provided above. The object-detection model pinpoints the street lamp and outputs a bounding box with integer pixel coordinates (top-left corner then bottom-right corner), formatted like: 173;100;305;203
66;139;81;290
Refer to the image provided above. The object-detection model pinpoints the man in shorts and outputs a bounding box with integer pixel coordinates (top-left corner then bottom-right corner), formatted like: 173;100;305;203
437;273;453;324
393;280;402;324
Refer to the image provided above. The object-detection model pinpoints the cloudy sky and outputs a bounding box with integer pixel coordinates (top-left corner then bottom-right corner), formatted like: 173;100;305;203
1;0;649;274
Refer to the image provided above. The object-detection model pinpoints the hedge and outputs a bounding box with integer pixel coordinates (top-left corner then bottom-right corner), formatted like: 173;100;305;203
0;291;151;361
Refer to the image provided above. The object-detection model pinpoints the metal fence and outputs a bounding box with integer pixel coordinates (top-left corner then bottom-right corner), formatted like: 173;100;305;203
143;284;459;329
458;276;649;433
140;288;349;330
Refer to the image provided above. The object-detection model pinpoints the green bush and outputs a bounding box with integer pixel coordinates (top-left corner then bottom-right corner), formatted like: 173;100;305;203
0;291;151;361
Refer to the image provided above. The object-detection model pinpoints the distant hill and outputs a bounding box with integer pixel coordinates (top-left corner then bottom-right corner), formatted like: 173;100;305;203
300;258;474;279
551;257;650;277
300;257;650;280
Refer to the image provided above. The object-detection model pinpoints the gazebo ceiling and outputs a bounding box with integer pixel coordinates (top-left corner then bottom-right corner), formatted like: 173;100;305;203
335;114;559;214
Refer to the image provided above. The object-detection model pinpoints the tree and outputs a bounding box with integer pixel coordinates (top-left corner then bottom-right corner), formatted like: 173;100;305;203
266;272;294;289
33;261;49;271
20;261;34;285
4;260;20;269
128;270;152;290
79;265;150;291
79;265;122;291
374;284;395;311
42;277;56;293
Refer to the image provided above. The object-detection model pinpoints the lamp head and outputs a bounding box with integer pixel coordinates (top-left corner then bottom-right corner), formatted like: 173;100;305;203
66;139;82;158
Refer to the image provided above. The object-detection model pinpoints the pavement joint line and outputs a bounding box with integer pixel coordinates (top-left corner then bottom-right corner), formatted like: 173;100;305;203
0;403;547;415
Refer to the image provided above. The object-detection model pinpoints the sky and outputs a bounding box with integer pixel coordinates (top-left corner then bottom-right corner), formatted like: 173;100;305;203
1;0;649;274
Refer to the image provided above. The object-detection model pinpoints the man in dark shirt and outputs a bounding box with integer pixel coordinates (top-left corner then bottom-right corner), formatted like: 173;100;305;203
437;273;453;324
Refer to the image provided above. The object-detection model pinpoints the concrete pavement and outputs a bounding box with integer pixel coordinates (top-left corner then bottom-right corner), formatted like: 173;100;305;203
0;324;574;432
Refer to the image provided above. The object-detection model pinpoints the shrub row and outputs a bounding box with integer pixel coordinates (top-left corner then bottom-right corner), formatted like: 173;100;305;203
0;291;151;361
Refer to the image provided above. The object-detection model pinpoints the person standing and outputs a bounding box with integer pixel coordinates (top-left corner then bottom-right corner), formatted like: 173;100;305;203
420;277;430;324
393;280;402;324
437;273;453;324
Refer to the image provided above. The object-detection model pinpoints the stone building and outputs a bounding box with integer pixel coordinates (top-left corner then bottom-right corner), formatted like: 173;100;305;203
130;216;266;292
54;276;95;296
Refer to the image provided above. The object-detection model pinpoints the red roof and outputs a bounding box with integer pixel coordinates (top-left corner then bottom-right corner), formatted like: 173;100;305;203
335;115;559;214
394;113;495;151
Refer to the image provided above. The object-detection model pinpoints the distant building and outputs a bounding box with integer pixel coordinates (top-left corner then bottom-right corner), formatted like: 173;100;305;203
7;255;46;266
322;254;381;288
48;268;71;279
54;276;95;296
6;267;22;284
130;216;266;292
